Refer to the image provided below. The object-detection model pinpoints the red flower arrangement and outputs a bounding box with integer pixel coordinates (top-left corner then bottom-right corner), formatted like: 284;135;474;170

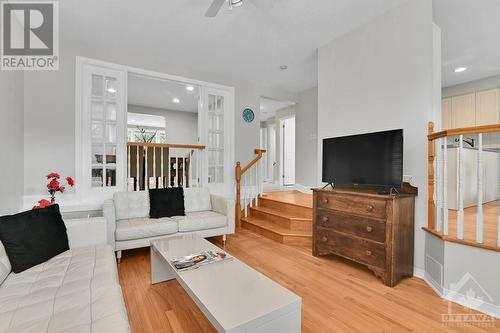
33;172;75;209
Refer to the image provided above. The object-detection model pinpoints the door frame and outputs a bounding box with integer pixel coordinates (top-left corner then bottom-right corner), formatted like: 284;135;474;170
279;116;296;186
76;56;235;202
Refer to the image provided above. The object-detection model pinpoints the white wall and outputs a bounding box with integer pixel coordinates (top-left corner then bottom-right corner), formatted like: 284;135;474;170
0;71;24;215
317;0;436;271
295;87;318;188
443;74;500;98
22;36;295;199
127;105;198;144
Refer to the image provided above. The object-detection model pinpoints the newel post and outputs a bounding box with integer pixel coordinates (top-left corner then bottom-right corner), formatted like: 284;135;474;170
235;161;242;229
428;121;435;229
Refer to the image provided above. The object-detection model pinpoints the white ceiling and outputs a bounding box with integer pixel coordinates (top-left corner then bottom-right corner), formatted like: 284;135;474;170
260;97;294;121
60;0;500;92
60;0;406;93
127;75;199;112
434;0;500;87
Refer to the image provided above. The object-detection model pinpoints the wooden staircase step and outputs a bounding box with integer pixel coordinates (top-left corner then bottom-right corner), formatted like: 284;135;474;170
249;206;312;232
259;196;312;219
241;216;312;246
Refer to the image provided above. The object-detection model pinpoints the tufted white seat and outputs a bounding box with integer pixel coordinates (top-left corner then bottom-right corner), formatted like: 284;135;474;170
104;188;235;258
115;217;178;241
172;211;227;232
0;245;130;333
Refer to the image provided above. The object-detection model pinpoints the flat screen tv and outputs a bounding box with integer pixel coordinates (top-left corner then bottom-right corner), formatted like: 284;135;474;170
322;129;403;189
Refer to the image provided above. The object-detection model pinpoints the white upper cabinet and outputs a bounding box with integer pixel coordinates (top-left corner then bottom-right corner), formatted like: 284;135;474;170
475;88;500;126
443;88;500;129
451;93;476;128
441;97;452;130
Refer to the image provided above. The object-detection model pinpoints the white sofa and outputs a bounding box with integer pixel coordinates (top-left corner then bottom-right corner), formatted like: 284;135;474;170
0;225;130;333
103;187;235;261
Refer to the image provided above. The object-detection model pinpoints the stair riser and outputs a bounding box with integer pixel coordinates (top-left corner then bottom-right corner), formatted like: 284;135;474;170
259;197;312;219
242;220;311;246
249;207;312;232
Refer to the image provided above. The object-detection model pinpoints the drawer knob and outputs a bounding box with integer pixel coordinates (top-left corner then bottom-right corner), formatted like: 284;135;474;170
322;236;328;242
322;198;329;204
366;226;373;233
366;205;374;212
322;216;329;222
366;250;372;256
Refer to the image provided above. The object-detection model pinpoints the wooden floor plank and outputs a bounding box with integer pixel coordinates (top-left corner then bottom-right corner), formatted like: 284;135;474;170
118;230;499;332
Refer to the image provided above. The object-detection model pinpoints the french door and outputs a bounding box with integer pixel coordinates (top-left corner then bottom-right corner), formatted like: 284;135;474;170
77;63;127;199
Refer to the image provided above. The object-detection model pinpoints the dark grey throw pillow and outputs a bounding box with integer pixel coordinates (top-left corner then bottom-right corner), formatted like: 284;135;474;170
149;187;185;218
0;204;69;273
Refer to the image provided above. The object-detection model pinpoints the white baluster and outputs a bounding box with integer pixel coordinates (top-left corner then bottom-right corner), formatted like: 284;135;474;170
145;147;149;190
127;145;131;191
443;139;449;235
136;146;139;191
250;168;254;208
476;134;484;243
457;135;464;240
189;150;193;188
255;160;259;207
160;148;164;189
436;138;443;232
244;173;248;217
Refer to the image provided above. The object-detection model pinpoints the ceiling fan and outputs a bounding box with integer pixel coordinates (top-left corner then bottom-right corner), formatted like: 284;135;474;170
204;0;274;17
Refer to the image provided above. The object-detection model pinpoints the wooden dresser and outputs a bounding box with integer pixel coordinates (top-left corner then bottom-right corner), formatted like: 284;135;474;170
312;188;416;287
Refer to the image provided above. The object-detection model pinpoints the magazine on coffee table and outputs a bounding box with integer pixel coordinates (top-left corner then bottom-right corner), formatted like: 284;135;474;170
170;250;233;271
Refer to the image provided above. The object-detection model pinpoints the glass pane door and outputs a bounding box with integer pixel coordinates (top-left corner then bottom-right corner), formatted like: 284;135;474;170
207;93;225;184
80;63;126;196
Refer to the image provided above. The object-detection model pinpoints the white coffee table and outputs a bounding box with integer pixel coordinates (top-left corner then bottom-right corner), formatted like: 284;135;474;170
150;234;301;333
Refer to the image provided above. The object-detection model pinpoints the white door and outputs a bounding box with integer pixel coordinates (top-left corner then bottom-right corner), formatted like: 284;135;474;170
78;63;127;200
268;125;276;182
200;87;233;196
281;117;295;186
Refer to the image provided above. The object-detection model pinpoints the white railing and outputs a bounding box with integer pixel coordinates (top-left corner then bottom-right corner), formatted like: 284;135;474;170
235;149;266;227
427;122;500;249
127;142;205;191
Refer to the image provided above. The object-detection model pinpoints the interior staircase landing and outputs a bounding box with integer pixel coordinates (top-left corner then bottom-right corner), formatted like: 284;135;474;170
241;190;313;246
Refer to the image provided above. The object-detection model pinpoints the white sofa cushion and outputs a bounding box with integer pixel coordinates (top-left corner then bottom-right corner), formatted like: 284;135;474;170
184;187;212;213
113;191;149;220
0;242;11;285
172;211;227;232
0;245;129;333
115;217;178;241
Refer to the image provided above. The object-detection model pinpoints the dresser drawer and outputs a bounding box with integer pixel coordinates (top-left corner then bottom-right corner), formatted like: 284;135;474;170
316;209;386;243
315;228;386;269
316;192;386;219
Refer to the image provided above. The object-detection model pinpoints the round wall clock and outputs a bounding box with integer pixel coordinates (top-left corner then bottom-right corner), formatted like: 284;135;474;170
242;108;255;123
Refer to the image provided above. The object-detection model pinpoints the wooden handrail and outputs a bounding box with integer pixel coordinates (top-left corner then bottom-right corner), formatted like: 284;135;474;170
127;142;206;150
235;148;267;228
428;123;500;140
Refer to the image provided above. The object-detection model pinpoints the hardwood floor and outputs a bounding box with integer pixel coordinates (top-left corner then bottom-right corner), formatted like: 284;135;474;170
446;200;499;247
118;230;500;332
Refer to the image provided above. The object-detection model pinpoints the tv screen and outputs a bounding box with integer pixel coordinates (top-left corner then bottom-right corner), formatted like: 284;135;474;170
322;129;403;189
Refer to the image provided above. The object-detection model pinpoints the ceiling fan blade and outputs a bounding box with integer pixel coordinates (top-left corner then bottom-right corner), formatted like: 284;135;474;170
205;0;226;17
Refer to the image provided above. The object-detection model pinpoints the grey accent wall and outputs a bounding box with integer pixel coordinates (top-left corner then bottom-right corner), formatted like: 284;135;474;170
317;0;436;271
127;104;198;145
295;87;318;188
0;71;24;215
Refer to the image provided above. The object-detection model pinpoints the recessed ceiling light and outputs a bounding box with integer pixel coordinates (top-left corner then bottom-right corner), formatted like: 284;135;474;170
173;98;180;103
186;85;194;91
130;119;136;123
454;67;467;73
107;88;117;94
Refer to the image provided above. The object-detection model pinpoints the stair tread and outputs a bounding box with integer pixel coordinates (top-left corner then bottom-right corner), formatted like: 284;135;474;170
242;217;312;237
250;206;312;221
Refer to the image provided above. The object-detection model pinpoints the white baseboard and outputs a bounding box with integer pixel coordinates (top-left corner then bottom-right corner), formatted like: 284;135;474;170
293;184;313;194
